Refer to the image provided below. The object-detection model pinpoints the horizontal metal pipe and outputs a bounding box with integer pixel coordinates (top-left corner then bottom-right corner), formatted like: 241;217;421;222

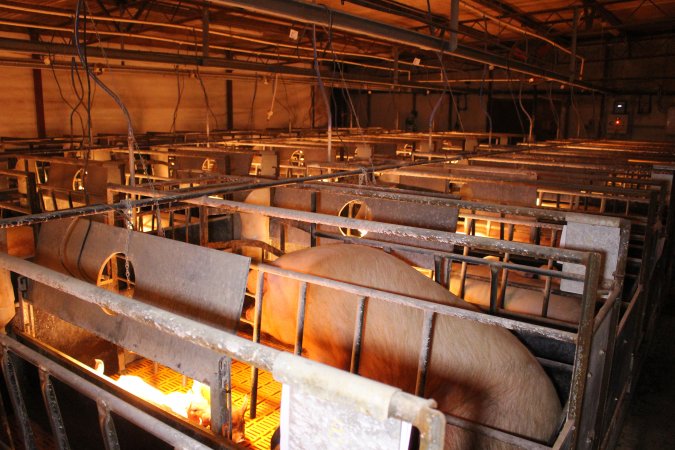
194;197;592;264
0;335;211;450
312;230;584;282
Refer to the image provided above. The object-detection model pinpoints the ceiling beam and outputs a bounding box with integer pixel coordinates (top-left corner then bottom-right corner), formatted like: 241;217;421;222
0;36;463;92
205;0;603;92
582;0;623;36
467;0;562;42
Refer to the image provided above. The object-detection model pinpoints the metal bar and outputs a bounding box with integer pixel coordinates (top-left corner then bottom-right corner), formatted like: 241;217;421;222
0;372;15;449
349;296;367;374
249;270;264;419
498;223;515;304
415;311;435;397
309;191;317;247
0;347;36;450
97;400;121;450
38;368;70;450
568;252;602;448
488;265;500;315
212;357;232;440
294;282;308;355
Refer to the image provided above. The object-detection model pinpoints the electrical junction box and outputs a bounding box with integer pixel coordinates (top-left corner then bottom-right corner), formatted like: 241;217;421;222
608;100;628;134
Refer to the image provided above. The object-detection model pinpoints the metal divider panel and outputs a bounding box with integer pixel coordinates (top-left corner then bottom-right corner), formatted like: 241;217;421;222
560;216;623;294
32;217;250;333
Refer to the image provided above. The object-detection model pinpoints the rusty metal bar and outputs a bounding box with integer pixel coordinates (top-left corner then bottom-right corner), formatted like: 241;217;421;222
350;296;367;374
1;347;35;450
192;198;593;264
250;270;265;419
294;281;308;356
568;252;602;448
414;311;435;397
38;368;70;450
97;400;120;450
488;265;500;315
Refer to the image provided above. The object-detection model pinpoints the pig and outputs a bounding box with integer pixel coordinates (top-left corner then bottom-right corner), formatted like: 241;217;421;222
448;259;580;323
258;244;561;449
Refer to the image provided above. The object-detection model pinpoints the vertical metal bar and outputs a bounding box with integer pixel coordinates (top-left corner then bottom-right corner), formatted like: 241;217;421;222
350;296;367;374
294;282;308;356
105;189;116;226
0;373;16;449
201;7;210;59
570;7;579;80
169;210;175;240
458;217;473;299
199;206;209;246
185;207;191;243
279;223;286;253
25;172;41;215
449;0;459;51
1;347;35;450
541;259;554;318
212;357;232;440
443;257;450;289
38;368;70;450
96;400;120;450
249;271;264;419
309;192;317;247
570;252;601;449
433;256;442;284
498;224;514;305
488;265;500;315
414;311;435;397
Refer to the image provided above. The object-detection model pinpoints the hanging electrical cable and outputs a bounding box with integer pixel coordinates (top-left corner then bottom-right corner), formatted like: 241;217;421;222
517;81;535;143
73;0;138;188
547;82;561;140
312;21;333;162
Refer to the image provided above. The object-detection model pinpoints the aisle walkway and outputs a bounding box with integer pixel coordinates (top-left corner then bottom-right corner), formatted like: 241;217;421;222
616;291;675;449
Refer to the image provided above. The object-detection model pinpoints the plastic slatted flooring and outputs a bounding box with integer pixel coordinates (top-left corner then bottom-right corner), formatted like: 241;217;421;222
118;358;281;449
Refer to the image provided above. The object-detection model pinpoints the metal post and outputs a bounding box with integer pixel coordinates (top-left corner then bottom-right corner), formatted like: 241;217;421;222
1;348;35;450
249;271;264;419
39;368;71;450
350;296;367;374
569;252;602;449
415;311;435;397
294;282;308;355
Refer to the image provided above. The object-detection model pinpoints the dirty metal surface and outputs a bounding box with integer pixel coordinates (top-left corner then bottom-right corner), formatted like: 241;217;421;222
33;218;250;332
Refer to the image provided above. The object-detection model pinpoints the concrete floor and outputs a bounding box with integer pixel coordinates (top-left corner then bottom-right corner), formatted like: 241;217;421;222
615;290;675;449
